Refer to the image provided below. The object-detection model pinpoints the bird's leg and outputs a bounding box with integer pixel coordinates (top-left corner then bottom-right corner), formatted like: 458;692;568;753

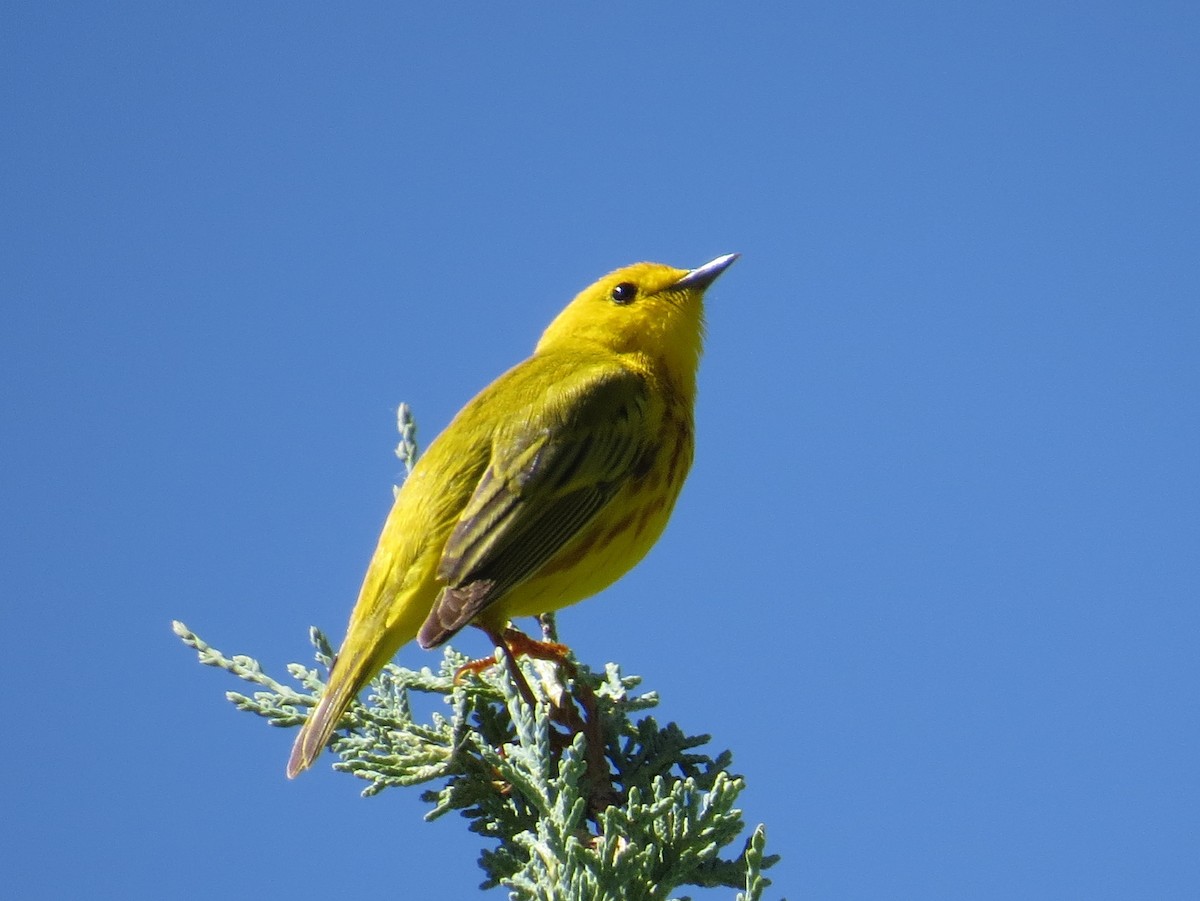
492;628;616;814
463;625;539;708
454;624;620;818
454;645;506;682
454;626;573;682
455;626;584;750
498;626;572;672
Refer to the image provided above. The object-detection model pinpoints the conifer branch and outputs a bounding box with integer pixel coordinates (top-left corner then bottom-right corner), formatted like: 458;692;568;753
173;621;779;899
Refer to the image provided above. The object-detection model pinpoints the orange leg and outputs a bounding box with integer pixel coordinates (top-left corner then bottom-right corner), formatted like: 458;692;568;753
454;625;572;707
499;628;574;672
454;626;574;684
455;624;617;816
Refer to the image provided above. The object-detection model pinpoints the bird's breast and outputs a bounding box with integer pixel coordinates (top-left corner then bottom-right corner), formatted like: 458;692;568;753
494;411;695;620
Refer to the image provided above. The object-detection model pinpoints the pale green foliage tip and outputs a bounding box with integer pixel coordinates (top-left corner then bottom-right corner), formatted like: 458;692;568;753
173;621;779;900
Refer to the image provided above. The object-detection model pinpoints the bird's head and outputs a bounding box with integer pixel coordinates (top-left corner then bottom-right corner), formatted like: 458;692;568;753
537;253;739;387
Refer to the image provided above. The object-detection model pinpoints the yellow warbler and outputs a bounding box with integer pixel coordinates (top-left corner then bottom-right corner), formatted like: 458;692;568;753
287;253;738;778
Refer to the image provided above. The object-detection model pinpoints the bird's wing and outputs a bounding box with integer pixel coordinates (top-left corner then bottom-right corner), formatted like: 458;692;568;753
417;363;654;647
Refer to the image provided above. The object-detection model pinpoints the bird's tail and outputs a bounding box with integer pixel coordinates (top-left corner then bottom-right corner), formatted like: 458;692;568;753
286;644;380;779
286;529;438;778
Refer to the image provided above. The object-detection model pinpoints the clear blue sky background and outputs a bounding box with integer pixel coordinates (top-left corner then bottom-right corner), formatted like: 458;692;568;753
3;4;1197;899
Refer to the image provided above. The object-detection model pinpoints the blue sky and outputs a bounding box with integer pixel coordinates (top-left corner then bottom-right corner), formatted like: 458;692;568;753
3;3;1197;898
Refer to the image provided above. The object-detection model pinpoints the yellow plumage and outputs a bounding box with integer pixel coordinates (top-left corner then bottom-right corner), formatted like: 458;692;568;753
287;254;738;777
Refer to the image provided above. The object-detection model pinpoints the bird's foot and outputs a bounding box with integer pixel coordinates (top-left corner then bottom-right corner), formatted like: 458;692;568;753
453;654;501;683
498;628;574;672
457;624;620;817
453;626;574;685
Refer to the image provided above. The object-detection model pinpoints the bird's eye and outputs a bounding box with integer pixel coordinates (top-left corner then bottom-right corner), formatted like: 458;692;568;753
610;282;638;305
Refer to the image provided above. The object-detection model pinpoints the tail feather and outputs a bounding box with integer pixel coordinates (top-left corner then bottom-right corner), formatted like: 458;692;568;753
286;544;438;778
286;654;371;779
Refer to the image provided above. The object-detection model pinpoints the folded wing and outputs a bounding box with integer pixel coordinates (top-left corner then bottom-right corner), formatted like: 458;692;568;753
417;363;653;647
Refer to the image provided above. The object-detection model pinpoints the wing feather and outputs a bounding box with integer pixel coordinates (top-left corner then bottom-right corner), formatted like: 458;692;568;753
416;363;652;647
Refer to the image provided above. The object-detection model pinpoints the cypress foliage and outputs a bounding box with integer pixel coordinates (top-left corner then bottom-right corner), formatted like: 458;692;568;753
174;621;777;900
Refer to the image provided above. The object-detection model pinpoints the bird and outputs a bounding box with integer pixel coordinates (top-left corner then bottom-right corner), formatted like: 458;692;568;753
287;253;739;778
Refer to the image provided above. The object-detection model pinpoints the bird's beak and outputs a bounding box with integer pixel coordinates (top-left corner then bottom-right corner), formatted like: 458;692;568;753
672;253;740;291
